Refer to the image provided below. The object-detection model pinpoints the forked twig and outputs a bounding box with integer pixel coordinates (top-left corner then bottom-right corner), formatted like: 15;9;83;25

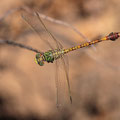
0;39;40;53
0;7;90;42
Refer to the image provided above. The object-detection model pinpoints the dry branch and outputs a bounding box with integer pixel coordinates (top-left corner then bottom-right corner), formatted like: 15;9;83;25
0;39;40;53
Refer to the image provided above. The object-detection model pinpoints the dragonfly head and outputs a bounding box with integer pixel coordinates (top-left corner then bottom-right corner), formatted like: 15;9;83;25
35;53;44;66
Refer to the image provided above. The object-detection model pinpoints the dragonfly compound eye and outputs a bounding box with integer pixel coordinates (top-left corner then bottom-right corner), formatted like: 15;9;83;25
35;53;44;66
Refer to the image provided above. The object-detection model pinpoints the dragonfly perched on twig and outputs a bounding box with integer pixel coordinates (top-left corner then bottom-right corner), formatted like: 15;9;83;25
21;11;120;108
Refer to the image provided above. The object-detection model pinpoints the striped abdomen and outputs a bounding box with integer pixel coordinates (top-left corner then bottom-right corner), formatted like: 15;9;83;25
63;39;101;54
63;32;120;54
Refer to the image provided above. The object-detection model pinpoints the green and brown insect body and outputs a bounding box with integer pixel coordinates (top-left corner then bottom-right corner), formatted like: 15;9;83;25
43;50;55;63
35;49;65;66
35;32;120;66
45;49;65;62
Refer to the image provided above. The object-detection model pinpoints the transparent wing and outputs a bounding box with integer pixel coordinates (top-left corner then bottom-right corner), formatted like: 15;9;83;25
61;56;72;103
55;57;72;109
22;10;72;108
35;11;73;106
21;11;60;50
55;40;72;109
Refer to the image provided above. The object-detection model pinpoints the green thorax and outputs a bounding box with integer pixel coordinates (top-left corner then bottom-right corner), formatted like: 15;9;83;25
44;49;64;63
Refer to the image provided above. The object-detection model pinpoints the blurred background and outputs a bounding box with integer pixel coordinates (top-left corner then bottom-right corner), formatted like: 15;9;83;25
0;0;120;119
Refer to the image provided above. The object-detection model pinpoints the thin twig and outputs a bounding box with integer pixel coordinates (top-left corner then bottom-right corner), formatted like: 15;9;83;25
0;7;88;41
0;39;40;53
0;7;93;44
22;7;96;50
21;7;91;42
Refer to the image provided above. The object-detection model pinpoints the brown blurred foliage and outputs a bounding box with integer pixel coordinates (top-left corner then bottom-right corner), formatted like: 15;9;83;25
0;0;120;119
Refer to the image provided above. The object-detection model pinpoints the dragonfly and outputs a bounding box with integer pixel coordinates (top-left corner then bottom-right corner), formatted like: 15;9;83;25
22;11;120;108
